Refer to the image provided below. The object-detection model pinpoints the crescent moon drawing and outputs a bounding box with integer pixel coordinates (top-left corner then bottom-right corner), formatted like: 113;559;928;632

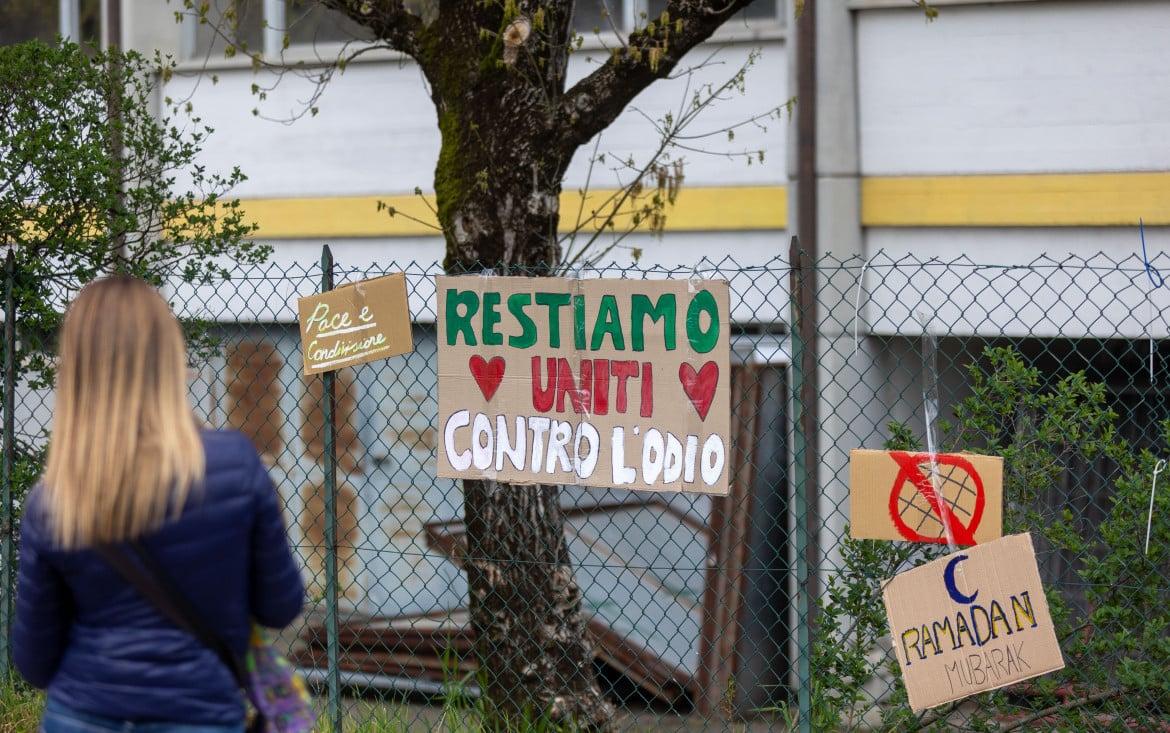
944;554;978;605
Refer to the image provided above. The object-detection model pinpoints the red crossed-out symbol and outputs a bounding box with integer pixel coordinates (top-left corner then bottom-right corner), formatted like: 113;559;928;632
887;451;985;546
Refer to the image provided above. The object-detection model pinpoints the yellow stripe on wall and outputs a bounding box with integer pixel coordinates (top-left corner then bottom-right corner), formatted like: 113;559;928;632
862;172;1170;227
241;172;1170;238
239;186;786;240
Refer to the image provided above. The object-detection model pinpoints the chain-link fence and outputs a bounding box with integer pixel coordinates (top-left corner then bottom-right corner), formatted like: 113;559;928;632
2;249;1169;732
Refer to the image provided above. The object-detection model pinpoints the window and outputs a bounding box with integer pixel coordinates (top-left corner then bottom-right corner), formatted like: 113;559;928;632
285;0;374;46
187;0;373;60
192;0;264;57
572;0;785;34
184;0;780;59
0;0;99;47
0;0;57;45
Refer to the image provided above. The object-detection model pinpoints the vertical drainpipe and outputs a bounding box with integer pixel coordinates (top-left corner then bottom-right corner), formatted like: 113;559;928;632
263;0;283;60
792;3;820;733
104;0;127;262
59;0;79;40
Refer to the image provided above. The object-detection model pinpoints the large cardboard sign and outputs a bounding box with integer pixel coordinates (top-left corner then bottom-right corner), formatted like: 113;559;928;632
850;449;1003;545
297;273;414;375
435;276;730;494
883;532;1065;712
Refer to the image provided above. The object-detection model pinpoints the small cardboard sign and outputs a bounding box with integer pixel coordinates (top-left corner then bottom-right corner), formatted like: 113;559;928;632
434;275;730;494
883;532;1065;712
297;273;414;375
849;449;1003;545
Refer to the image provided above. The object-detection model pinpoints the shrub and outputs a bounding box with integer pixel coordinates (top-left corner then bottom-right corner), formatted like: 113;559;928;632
803;346;1170;730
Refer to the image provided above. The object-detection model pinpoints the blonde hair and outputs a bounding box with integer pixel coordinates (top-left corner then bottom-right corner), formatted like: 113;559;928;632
42;275;205;548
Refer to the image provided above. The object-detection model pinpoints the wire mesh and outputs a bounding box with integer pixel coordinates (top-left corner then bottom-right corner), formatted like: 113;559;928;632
2;249;1168;732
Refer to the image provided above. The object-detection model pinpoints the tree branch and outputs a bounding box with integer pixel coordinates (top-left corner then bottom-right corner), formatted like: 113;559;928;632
997;689;1117;733
553;0;756;152
318;0;425;59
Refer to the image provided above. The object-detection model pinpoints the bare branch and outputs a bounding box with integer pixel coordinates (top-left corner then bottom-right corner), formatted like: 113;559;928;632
997;689;1117;733
553;0;756;152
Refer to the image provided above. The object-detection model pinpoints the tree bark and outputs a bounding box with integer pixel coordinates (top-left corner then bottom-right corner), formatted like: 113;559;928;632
462;479;613;729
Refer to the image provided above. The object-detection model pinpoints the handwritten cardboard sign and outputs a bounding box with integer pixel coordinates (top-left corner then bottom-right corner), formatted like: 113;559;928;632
434;275;730;494
883;532;1065;712
849;449;1003;545
297;273;414;375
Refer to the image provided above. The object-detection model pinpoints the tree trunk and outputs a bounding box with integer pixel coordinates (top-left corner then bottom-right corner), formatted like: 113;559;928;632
420;8;614;728
462;479;613;729
370;0;755;720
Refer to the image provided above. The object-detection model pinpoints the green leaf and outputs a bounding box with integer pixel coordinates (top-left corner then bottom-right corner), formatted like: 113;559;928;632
0;39;265;402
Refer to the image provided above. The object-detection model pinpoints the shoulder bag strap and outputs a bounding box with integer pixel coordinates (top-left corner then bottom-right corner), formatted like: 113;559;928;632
94;541;250;690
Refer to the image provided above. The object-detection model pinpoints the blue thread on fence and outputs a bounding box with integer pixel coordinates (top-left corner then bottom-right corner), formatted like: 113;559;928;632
1142;218;1163;288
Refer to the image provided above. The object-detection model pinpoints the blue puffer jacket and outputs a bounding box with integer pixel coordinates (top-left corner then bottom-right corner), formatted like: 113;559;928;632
11;429;306;725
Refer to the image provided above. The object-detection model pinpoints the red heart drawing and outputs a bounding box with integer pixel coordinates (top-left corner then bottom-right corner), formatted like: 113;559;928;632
469;355;506;402
679;361;719;420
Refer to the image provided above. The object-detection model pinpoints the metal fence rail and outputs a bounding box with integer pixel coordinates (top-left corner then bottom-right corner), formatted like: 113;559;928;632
2;249;1168;732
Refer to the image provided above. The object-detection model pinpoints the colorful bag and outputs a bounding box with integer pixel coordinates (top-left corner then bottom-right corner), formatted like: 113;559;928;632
245;626;316;733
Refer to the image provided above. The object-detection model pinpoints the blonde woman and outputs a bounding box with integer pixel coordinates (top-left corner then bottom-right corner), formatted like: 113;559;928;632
12;275;305;733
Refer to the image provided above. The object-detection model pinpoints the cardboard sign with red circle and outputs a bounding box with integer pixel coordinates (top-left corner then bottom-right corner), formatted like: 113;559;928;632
849;449;1003;545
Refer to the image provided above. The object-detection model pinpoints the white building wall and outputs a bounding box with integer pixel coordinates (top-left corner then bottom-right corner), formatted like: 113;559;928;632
854;1;1170;338
164;61;442;199
158;42;786;199
857;1;1170;176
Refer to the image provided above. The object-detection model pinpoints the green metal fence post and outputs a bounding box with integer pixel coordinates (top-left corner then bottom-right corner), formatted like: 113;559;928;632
0;250;14;681
789;237;817;733
320;244;343;732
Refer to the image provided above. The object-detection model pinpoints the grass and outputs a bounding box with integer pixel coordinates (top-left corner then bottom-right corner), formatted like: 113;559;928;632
317;695;580;732
0;681;759;732
0;684;497;733
0;678;45;733
317;700;417;732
